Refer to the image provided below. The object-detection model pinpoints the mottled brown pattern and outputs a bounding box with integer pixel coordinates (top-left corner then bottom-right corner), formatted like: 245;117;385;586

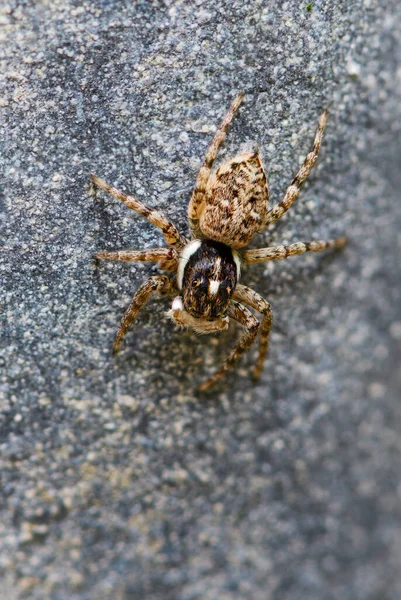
199;152;269;248
188;92;244;237
92;93;347;391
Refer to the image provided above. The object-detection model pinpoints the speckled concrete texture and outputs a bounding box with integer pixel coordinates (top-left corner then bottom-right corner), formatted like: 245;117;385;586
1;0;401;598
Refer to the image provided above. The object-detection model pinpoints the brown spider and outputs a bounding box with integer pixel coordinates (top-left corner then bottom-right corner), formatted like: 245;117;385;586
91;93;347;392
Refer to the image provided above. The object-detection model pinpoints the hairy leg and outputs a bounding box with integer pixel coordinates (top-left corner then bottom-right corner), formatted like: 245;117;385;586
188;92;244;237
113;275;177;353
233;284;273;380
243;236;347;264
262;110;328;227
198;300;259;392
95;247;178;271
90;175;187;249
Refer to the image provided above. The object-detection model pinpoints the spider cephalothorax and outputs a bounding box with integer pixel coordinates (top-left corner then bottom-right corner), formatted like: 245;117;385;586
178;240;240;319
91;93;347;391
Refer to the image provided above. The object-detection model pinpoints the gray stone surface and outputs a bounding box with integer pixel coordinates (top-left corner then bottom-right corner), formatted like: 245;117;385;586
1;0;401;598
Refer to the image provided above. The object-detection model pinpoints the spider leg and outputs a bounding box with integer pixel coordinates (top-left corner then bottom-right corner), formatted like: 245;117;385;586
95;248;178;271
113;275;177;354
243;236;347;264
188;92;244;237
261;110;328;227
233;284;273;380
90;175;187;250
197;300;259;392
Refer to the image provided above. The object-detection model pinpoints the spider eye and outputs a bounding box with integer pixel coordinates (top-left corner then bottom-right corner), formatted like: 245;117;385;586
192;279;201;288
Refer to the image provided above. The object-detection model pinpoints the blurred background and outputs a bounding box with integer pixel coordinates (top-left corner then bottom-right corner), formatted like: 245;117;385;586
1;0;400;598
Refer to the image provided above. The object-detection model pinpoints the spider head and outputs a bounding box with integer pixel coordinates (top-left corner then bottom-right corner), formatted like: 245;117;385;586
177;240;240;319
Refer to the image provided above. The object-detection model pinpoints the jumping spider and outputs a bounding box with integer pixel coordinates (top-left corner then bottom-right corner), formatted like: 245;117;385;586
91;93;347;391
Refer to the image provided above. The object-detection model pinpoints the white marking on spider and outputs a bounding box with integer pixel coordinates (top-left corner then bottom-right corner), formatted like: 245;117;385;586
232;250;241;278
177;240;202;289
171;296;184;311
208;280;221;296
166;296;184;324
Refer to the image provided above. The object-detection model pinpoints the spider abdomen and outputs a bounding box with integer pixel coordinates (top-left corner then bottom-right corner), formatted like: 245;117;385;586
199;152;269;248
178;240;240;319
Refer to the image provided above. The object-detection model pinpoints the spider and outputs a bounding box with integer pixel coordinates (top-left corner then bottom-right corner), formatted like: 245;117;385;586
91;93;347;392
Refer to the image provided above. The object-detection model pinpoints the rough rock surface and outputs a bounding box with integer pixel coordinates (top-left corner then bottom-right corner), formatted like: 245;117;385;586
1;0;401;598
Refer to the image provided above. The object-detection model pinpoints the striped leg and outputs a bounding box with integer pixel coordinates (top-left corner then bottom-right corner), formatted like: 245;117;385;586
243;237;347;264
233;284;273;380
113;275;176;353
262;110;328;227
188;92;244;237
198;300;259;392
95;248;178;271
90;175;187;249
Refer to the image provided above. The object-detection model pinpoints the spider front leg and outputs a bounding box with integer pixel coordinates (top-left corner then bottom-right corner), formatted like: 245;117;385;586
90;175;187;250
188;92;244;238
95;248;178;271
198;301;259;392
243;236;347;264
233;284;273;380
113;275;177;354
262;110;328;227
